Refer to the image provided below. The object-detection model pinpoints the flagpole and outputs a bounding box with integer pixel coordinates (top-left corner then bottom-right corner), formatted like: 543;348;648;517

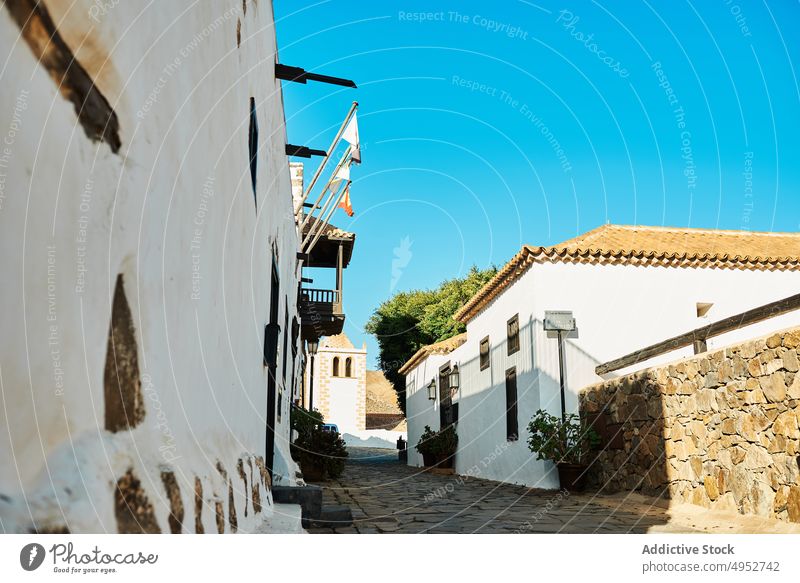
294;101;358;216
305;180;352;255
298;146;351;240
301;176;345;250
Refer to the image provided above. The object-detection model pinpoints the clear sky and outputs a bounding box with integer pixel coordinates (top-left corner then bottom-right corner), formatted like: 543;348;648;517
275;0;800;365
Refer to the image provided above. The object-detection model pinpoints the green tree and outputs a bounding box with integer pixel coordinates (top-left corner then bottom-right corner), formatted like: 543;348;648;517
365;266;497;412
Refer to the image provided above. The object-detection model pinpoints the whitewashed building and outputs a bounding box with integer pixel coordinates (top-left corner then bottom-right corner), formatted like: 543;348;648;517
402;225;800;488
0;0;353;533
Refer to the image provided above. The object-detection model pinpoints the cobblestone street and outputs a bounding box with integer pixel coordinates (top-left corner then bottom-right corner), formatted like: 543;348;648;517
308;448;800;534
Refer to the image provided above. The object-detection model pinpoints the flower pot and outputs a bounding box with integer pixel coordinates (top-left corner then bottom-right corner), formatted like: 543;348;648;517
436;453;455;470
421;452;455;471
300;457;326;482
557;462;588;492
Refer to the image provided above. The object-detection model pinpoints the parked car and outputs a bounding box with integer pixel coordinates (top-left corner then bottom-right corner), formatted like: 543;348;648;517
320;423;339;433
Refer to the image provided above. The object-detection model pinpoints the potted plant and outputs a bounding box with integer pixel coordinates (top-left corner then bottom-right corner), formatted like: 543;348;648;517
526;410;598;492
415;425;458;470
290;405;348;481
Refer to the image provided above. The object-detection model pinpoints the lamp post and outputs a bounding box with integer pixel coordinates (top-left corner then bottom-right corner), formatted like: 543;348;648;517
544;311;576;422
307;338;319;410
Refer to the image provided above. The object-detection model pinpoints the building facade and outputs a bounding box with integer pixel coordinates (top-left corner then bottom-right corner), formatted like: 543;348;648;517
0;0;328;533
304;334;367;435
402;225;800;489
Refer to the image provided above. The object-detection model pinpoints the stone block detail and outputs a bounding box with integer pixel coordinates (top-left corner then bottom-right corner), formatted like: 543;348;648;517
581;326;800;523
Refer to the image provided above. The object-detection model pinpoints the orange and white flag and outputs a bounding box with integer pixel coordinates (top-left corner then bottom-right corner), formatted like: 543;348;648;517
338;182;353;217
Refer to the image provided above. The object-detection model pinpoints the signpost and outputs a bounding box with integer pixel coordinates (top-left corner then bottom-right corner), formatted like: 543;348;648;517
544;311;576;421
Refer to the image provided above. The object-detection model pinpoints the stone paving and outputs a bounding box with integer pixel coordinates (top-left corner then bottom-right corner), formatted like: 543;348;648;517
308;448;800;534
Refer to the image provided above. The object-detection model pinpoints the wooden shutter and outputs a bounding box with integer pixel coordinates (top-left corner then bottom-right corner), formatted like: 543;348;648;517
505;367;518;441
439;367;451;429
480;336;490;370
507;314;520;355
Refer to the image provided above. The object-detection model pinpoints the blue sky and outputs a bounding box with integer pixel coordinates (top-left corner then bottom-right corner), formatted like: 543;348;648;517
275;0;800;364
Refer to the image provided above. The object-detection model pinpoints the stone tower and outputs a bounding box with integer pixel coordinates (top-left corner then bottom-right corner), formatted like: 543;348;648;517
306;333;367;433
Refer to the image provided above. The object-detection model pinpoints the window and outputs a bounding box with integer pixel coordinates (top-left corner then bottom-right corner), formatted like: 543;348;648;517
248;97;258;207
332;356;340;377
345;357;353;378
507;314;520;355
505;367;518;441
281;301;289;383
479;336;490;370
439;363;456;428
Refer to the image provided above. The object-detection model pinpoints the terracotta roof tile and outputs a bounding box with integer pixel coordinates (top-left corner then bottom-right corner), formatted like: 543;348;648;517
454;224;800;324
398;333;467;375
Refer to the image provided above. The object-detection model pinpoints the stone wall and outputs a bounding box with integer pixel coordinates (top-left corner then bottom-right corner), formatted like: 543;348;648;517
580;327;800;522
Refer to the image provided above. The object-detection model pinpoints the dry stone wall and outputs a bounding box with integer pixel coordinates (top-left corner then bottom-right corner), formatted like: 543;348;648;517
580;327;800;522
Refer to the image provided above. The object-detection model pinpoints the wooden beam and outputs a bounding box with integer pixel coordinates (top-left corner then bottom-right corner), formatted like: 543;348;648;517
596;293;800;375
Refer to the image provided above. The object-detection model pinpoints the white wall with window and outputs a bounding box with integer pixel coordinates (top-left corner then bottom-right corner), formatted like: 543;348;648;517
404;226;800;488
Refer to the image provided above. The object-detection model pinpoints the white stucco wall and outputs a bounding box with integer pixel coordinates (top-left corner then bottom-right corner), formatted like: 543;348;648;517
406;259;800;489
405;353;451;467
0;0;302;533
327;377;360;434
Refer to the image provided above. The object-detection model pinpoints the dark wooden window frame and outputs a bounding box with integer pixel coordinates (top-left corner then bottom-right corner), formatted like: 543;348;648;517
438;362;457;428
479;336;490;370
507;314;520;355
248;97;258;207
505;367;519;441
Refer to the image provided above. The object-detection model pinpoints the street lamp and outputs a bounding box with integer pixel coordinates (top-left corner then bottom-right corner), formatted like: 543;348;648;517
427;379;437;401
307;339;319;410
544;311;576;422
448;365;460;392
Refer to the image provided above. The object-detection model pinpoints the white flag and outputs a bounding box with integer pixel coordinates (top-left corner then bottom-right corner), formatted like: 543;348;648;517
342;112;360;164
334;161;351;182
329;161;350;199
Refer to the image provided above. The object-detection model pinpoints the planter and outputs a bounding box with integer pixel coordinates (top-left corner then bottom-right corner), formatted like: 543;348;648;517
422;452;455;471
557;462;588;492
300;457;325;482
436;453;455;470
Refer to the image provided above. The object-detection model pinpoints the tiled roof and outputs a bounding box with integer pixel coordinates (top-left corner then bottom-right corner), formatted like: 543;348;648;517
301;215;354;241
454;224;800;324
398;333;467;375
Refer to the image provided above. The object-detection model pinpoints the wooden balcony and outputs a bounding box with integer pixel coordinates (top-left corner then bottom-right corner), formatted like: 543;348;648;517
300;216;355;269
300;288;345;339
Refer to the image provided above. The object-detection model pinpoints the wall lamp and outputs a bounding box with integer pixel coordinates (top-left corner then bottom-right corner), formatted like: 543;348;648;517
448;364;460;392
427;379;437;401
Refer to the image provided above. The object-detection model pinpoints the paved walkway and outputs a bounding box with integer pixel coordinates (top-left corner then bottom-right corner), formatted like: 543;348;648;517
308;448;800;534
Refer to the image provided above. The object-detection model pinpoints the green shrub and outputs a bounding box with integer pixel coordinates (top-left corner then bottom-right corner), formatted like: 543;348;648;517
526;410;598;465
292;425;348;479
415;425;458;457
291;405;323;441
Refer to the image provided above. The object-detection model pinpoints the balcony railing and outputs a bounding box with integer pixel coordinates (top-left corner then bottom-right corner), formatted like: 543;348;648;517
301;288;341;307
299;287;344;338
